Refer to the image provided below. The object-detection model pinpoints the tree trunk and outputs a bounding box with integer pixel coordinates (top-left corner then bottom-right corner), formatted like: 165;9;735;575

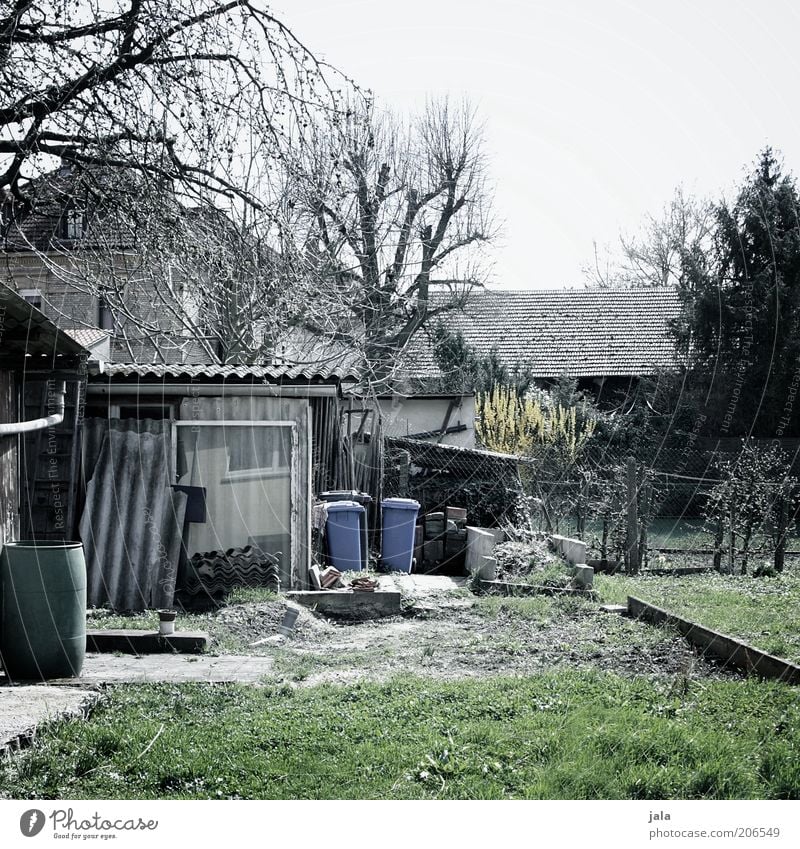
638;479;652;570
601;511;609;568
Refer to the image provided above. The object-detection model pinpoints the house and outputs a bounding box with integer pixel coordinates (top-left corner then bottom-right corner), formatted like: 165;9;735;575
0;164;235;365
377;392;476;448
0;284;90;548
401;286;684;409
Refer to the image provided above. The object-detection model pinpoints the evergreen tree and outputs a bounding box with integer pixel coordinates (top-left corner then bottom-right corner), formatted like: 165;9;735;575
677;149;800;437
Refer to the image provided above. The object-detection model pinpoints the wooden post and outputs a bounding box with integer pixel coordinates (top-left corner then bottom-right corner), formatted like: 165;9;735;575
713;518;723;572
775;494;788;573
626;457;640;574
638;478;652;570
727;503;736;574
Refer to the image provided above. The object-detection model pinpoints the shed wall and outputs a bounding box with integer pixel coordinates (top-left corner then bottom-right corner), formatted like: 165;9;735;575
0;370;18;546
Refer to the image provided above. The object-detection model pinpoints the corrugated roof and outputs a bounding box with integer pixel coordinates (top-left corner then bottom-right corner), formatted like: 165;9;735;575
404;287;683;379
0;283;88;359
98;361;359;382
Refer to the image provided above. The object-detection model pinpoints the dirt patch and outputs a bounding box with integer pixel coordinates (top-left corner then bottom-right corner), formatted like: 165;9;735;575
207;581;738;688
200;599;335;650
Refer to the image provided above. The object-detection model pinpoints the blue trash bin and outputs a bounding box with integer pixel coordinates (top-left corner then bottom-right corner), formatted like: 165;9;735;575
325;501;366;571
381;498;421;573
319;490;372;571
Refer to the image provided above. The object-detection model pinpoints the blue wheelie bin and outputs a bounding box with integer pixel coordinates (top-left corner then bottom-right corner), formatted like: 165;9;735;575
319;490;372;571
325;501;366;571
381;498;420;573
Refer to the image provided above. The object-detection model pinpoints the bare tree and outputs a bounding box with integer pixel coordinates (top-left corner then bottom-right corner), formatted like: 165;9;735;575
284;97;498;386
0;0;350;206
0;0;359;363
585;187;713;288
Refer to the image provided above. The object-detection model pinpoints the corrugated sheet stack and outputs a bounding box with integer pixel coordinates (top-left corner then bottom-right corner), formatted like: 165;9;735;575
183;545;281;598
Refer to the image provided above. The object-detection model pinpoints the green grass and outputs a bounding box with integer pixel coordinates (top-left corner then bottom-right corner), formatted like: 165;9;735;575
567;517;800;553
2;673;798;800
474;593;590;623
597;570;800;663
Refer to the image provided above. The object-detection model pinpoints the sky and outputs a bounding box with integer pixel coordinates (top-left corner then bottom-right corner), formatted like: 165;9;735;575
274;0;800;290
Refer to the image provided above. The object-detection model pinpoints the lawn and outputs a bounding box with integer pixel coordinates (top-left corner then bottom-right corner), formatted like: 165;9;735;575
567;517;800;552
596;570;800;664
1;673;798;800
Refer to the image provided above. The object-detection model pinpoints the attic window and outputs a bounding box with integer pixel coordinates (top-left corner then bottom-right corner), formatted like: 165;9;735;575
19;288;42;309
63;206;84;240
98;296;114;331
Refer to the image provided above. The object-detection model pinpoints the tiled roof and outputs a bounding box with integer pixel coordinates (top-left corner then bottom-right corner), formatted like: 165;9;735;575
98;362;359;382
404;287;683;379
64;327;109;348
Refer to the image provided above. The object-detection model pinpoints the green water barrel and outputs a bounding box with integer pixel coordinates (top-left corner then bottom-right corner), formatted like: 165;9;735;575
0;541;86;680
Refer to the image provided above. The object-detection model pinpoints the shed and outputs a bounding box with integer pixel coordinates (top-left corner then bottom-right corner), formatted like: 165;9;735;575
0;283;89;547
79;361;365;609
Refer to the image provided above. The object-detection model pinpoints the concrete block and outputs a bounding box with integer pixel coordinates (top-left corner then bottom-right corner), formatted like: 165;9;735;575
551;534;587;566
466;527;498;576
287;590;402;620
480;555;497;581
573;565;594;589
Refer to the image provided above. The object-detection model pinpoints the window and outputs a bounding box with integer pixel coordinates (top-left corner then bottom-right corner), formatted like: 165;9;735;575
19;288;42;309
226;426;290;478
117;404;174;421
98;296;114;331
62;206;84;240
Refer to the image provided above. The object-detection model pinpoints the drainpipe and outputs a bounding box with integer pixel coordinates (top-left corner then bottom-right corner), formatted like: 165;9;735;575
0;381;66;436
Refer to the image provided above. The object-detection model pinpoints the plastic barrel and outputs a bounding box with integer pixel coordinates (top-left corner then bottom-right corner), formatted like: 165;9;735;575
325;502;365;571
381;498;421;573
0;541;86;680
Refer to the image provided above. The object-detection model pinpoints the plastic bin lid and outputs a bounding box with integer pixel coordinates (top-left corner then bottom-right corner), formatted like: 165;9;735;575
381;498;420;510
319;490;373;503
325;500;366;513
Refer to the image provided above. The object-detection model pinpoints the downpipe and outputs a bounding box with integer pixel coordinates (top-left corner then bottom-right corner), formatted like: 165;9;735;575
0;381;66;436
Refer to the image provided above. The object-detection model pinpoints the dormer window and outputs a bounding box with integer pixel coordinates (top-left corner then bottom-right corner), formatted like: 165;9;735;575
63;205;84;240
98;295;114;331
20;288;42;309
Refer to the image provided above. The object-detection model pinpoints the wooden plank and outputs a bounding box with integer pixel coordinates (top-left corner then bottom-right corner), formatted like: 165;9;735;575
0;370;18;547
628;596;800;685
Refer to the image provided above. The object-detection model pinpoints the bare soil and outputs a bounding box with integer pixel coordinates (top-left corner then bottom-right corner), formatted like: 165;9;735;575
203;577;736;687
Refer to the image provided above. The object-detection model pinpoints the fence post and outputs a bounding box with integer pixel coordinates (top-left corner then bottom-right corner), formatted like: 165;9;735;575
713;518;723;572
626;456;640;574
638;477;652;569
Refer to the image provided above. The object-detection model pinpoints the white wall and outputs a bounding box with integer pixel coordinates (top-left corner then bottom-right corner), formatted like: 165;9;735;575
378;394;475;447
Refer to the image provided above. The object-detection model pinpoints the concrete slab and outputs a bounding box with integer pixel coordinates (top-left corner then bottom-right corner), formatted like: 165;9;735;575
382;574;468;593
599;604;628;615
61;653;275;685
86;629;210;654
0;653;277;750
0;685;97;751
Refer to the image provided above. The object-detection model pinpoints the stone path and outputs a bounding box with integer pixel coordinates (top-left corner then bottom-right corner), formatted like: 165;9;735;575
0;654;276;749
